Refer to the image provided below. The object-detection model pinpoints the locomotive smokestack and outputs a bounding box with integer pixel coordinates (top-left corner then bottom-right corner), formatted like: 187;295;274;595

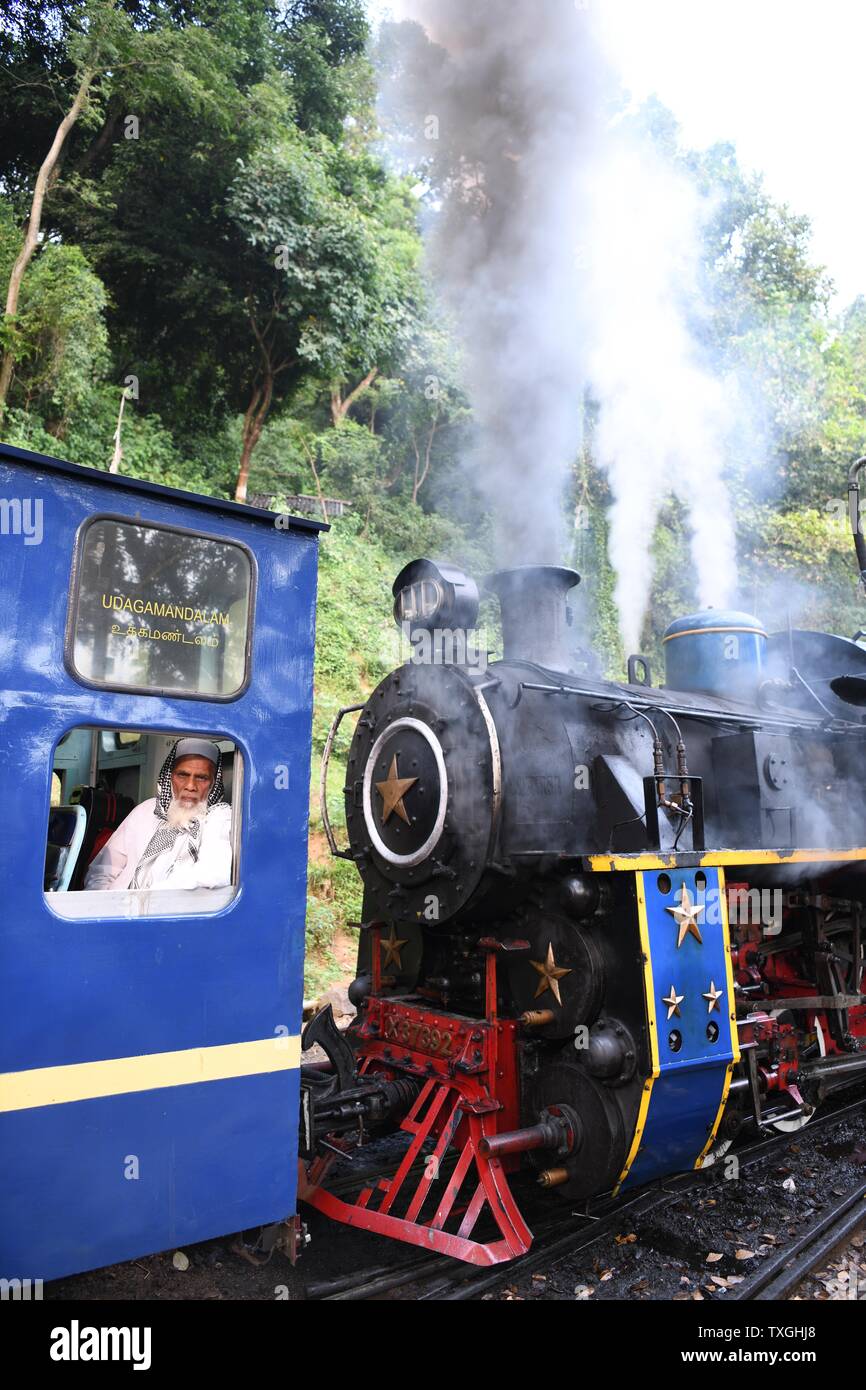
485;565;580;671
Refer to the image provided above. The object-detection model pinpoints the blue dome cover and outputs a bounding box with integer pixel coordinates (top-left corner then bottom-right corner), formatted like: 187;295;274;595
663;609;767;701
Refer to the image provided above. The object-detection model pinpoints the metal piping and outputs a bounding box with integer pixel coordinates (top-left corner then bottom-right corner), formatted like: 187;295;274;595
520;680;866;737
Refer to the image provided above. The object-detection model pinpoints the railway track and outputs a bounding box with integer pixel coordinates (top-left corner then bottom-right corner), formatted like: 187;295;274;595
304;1091;866;1301
736;1178;866;1301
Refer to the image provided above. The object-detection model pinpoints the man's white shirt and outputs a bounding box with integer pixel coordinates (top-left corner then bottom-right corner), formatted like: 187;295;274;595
84;799;233;891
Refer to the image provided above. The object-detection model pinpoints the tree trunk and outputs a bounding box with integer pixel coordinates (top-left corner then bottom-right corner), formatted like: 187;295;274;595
412;410;440;504
330;366;379;426
235;376;274;503
300;436;329;524
73;101;121;178
0;66;95;417
109;388;128;473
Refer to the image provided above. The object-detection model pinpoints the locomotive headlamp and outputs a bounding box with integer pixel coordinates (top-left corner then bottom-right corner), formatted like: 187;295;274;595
392;558;479;633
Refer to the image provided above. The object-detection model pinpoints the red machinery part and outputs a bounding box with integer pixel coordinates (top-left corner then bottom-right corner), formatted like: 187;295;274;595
299;942;535;1265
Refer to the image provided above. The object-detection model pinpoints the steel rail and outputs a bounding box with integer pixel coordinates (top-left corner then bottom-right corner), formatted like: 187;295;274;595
415;1093;866;1302
739;1180;866;1302
307;1251;451;1300
302;1091;866;1302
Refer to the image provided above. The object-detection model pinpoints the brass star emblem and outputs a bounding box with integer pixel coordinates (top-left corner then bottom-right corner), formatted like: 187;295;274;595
666;883;704;948
529;942;572;1006
702;980;723;1014
375;753;418;825
381;924;409;972
662;985;685;1020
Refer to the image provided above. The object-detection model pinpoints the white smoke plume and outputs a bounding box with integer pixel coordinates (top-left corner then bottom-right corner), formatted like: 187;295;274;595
585;134;738;650
377;1;739;647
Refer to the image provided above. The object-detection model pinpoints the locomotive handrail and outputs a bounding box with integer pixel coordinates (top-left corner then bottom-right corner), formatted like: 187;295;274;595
320;703;365;858
518;680;865;734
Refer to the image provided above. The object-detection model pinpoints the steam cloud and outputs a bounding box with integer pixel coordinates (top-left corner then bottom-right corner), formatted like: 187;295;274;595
378;1;739;650
585;135;738;650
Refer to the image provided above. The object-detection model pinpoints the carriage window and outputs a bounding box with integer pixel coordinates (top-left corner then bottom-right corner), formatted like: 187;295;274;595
69;517;253;699
44;727;241;919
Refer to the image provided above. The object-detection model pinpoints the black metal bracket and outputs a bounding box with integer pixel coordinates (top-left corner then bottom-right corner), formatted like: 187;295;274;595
301;1005;356;1095
643;774;704;851
627;654;652;687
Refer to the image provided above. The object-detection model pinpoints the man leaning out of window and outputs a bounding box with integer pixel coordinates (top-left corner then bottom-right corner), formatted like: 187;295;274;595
85;738;232;891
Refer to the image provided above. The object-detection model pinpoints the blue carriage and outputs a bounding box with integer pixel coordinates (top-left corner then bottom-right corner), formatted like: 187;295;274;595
0;442;324;1282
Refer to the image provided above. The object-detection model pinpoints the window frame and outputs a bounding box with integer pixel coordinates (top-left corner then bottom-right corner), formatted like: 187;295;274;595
43;723;245;920
64;512;258;702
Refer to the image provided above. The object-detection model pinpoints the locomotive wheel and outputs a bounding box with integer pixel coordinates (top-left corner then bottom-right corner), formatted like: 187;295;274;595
504;911;605;1040
528;1055;627;1198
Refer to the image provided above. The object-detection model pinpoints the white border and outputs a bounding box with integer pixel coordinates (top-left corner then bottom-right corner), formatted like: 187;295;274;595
362;717;448;867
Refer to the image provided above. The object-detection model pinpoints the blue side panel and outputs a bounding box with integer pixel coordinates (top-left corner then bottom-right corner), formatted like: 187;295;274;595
1;1072;297;1281
0;450;320;1280
621;867;736;1189
625;1062;723;1184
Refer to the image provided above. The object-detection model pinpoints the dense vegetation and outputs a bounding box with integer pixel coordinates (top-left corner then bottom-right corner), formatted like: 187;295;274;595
2;4;865;988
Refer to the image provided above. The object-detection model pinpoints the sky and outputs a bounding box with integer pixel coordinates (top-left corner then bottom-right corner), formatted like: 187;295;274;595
366;0;866;308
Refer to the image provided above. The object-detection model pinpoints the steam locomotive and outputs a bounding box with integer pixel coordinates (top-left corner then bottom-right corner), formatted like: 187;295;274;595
302;461;866;1266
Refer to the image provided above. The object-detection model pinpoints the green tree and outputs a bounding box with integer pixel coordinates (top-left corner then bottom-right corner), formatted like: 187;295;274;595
220;131;422;500
0;196;109;434
22;1;412;497
0;0;247;414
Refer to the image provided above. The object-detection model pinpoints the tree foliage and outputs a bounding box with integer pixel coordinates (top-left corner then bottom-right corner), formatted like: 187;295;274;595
1;13;865;657
5;20;866;973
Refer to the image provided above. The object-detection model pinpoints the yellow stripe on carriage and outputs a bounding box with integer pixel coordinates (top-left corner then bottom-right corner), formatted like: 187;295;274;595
694;866;742;1168
613;871;660;1193
0;1035;302;1112
586;847;866;873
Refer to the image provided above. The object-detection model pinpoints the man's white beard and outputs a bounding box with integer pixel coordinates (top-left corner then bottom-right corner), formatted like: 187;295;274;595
167;796;208;829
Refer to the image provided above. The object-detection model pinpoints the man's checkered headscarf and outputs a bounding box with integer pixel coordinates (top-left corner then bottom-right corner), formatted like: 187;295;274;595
130;739;225;888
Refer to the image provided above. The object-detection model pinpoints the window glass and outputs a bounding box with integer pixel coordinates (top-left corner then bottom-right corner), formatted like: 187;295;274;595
100;730;143;755
45;727;240;919
70;518;252;698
